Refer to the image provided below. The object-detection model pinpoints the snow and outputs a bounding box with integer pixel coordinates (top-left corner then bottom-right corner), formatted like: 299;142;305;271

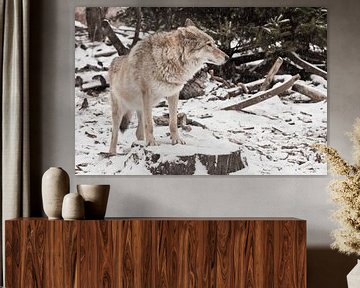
75;22;327;175
310;74;327;89
194;156;209;175
75;20;87;29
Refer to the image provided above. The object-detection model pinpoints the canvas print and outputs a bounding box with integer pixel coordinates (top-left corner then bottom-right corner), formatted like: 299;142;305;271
75;7;327;175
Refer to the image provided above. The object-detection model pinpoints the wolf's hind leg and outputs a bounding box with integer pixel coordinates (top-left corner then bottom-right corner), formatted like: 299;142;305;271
142;89;158;146
109;102;125;154
168;94;186;145
136;111;144;140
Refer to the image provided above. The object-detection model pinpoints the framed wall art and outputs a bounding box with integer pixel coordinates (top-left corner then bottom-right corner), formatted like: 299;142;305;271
75;7;327;175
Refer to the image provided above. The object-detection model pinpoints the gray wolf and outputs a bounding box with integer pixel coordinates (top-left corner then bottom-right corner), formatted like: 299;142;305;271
108;19;229;154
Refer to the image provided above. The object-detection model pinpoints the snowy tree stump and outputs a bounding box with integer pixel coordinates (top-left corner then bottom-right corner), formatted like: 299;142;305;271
143;149;244;175
124;130;245;175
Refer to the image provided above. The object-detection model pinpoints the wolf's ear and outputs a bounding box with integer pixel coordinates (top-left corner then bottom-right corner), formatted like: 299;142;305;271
185;18;196;27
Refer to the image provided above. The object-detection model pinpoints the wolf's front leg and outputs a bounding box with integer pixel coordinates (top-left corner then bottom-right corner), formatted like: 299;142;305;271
168;94;186;145
136;111;144;140
142;90;158;146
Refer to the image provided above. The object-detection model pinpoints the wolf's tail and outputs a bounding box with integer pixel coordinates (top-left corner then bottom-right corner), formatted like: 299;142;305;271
120;111;132;132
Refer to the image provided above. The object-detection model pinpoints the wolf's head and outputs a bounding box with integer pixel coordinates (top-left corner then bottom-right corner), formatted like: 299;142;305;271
178;19;229;66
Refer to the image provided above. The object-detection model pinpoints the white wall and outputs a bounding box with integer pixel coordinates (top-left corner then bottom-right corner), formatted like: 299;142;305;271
32;0;360;249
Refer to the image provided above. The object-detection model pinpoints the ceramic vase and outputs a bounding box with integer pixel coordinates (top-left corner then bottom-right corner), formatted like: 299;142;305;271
77;184;110;219
42;167;70;219
347;260;360;288
62;192;85;220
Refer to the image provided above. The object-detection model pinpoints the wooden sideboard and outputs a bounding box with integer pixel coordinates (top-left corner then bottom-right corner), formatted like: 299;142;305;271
5;218;306;287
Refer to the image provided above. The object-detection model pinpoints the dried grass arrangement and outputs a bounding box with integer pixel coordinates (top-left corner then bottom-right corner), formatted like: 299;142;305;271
315;118;360;255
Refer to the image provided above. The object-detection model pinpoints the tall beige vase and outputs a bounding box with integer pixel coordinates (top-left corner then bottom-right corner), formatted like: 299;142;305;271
42;167;70;219
77;184;110;219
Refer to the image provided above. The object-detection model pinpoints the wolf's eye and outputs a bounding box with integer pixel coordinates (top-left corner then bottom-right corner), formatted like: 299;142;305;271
207;43;212;47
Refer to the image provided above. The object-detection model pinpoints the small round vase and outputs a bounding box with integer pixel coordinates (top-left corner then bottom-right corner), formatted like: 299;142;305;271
62;192;85;220
77;184;110;219
42;167;70;219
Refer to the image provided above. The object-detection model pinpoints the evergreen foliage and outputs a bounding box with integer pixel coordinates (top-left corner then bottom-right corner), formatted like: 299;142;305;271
123;7;327;59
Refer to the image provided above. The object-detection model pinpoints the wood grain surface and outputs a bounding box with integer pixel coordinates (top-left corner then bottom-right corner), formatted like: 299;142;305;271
5;218;306;288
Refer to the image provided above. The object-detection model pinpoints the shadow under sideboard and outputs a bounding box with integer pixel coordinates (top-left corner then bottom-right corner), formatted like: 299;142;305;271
307;248;357;288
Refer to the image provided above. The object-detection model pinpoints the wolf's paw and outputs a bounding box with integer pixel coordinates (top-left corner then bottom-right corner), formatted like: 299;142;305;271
136;129;144;141
99;152;116;158
136;134;145;141
108;148;117;155
171;135;186;145
146;138;159;146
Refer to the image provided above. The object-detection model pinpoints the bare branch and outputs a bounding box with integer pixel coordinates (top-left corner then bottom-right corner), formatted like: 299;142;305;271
260;57;283;91
288;52;327;79
101;20;129;55
222;74;300;111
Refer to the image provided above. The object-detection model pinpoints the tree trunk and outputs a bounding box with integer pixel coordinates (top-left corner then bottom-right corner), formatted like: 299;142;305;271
130;8;142;48
86;8;105;42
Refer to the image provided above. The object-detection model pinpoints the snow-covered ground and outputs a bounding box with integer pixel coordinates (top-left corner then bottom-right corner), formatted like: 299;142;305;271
75;23;327;175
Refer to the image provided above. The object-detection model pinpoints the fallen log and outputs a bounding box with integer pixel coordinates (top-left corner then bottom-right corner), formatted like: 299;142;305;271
244;78;266;93
75;76;83;88
153;113;206;129
299;49;326;63
288;52;327;79
231;52;266;65
222;74;301;111
237;83;249;94
94;50;117;58
153;113;187;127
260;57;283;91
224;83;249;98
226;87;243;98
292;80;327;102
244;75;292;93
209;70;233;88
81;75;109;92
